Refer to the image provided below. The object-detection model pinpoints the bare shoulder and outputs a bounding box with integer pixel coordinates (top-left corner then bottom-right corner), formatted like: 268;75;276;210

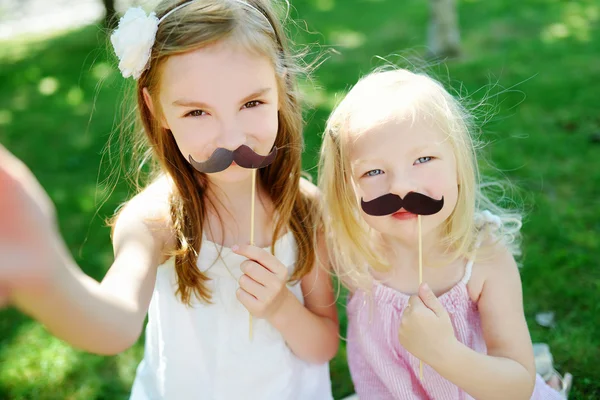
100;176;178;319
112;175;176;261
115;175;172;228
299;175;321;201
467;240;521;304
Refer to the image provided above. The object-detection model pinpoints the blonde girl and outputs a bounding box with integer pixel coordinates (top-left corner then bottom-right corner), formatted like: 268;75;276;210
319;68;570;399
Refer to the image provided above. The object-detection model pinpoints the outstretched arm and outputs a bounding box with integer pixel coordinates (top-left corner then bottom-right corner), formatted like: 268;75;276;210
1;144;169;355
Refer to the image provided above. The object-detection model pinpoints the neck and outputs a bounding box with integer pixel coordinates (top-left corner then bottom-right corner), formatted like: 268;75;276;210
379;225;449;270
203;172;274;246
207;176;258;211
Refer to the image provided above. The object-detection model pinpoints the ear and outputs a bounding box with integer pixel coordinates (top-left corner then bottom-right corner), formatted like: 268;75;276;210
281;67;288;83
277;67;288;111
143;87;169;130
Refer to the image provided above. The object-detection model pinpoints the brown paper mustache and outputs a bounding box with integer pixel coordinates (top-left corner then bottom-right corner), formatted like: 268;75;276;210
188;145;278;173
361;192;444;216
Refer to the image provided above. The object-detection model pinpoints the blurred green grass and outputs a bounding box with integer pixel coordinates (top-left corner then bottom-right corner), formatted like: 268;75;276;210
0;0;599;398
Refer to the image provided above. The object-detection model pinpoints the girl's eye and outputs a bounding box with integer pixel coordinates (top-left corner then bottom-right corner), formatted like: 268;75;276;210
414;156;433;165
185;109;206;117
243;100;263;109
364;169;384;177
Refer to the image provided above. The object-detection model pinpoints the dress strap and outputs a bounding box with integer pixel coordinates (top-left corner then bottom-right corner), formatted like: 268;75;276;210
461;210;504;285
461;259;474;284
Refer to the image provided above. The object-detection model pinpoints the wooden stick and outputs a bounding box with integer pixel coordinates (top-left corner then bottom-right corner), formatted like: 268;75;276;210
250;169;256;244
249;169;256;341
418;214;423;380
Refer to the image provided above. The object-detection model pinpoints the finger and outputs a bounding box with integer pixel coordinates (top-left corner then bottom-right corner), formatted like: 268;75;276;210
0;143;23;174
238;274;267;300
407;294;423;310
0;143;38;182
0;286;10;309
240;260;279;287
232;244;287;279
236;287;259;313
418;283;445;316
0;146;55;222
404;296;416;316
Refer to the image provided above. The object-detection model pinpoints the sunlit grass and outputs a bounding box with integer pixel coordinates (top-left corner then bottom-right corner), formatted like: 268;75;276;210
1;0;599;398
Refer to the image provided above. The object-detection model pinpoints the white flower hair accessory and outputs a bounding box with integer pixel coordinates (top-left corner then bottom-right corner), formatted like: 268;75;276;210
110;1;276;80
110;7;159;80
110;1;198;79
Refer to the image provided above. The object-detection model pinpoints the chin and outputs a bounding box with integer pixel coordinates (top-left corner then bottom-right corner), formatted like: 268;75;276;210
384;226;420;243
373;218;443;244
208;165;254;184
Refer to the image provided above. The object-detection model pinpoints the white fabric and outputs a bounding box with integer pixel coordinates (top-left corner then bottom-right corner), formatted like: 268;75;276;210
461;210;504;285
461;258;474;285
130;231;333;400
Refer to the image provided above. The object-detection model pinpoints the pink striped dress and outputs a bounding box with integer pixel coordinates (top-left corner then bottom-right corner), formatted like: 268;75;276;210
346;257;566;399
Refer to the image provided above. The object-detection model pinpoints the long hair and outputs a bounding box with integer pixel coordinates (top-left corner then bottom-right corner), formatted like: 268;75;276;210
110;0;316;305
319;68;521;291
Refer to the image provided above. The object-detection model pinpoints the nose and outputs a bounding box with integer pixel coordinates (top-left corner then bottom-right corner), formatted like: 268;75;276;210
389;167;417;198
215;118;246;151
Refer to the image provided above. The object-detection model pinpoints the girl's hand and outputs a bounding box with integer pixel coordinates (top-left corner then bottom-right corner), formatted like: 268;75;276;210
398;283;458;367
233;244;292;321
0;144;61;306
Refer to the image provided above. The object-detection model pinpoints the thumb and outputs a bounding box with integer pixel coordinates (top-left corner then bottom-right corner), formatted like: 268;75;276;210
418;283;445;316
0;286;10;309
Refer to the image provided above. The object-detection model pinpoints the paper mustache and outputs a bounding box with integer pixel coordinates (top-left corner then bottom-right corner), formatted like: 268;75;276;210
189;145;278;173
361;192;444;216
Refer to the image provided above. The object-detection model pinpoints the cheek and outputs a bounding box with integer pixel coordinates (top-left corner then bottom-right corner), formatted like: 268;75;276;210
429;171;456;198
169;129;197;156
362;213;386;232
440;184;459;222
352;182;384;231
419;159;456;195
357;178;388;200
168;115;222;156
429;166;459;221
169;128;214;161
244;105;278;137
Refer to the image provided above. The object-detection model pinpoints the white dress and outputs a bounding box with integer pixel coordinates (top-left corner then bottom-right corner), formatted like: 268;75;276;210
129;231;333;400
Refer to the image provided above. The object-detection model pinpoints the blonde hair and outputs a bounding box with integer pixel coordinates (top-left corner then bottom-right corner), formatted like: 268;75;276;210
318;68;522;291
109;0;318;305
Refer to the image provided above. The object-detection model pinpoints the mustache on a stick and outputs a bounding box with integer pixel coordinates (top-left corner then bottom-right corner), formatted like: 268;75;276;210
189;145;278;173
360;192;444;216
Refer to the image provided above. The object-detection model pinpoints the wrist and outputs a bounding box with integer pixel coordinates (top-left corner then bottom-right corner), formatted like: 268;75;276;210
267;289;296;329
432;337;464;372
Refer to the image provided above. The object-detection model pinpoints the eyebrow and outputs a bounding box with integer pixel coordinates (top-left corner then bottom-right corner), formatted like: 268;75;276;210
351;144;437;166
351;159;373;167
172;87;273;108
412;144;436;154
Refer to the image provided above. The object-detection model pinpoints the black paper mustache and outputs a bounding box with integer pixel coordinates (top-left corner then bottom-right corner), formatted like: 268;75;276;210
361;192;444;216
188;145;278;173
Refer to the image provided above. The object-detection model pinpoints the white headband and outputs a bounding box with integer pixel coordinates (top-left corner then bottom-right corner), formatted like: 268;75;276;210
110;1;275;80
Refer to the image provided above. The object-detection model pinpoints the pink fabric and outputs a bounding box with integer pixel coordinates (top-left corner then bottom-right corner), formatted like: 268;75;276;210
346;272;565;399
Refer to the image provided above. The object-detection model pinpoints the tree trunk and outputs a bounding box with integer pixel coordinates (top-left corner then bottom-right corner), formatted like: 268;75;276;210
103;0;117;29
428;0;461;59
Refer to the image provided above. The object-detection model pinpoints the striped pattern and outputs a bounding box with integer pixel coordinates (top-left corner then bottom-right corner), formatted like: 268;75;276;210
346;263;566;399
